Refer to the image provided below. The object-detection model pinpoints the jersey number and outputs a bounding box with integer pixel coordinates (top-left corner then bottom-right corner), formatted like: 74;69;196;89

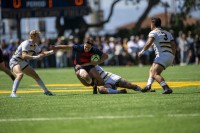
161;32;168;40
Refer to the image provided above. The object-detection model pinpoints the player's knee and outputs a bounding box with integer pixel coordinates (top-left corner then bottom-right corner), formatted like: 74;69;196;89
98;86;108;94
16;72;23;79
79;69;88;77
126;82;133;88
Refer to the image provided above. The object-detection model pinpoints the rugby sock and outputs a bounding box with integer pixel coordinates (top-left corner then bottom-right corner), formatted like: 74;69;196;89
107;88;121;94
36;80;48;92
160;81;167;89
11;79;20;94
147;77;154;86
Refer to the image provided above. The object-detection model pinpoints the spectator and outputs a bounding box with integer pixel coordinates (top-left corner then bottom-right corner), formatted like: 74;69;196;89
114;38;123;65
7;39;17;59
186;31;195;64
127;36;139;65
194;35;200;64
40;38;50;68
102;37;113;66
138;34;148;66
179;33;188;65
55;36;66;68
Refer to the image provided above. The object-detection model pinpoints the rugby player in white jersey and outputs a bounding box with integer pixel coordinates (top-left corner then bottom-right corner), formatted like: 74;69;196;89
94;65;142;94
9;30;54;97
138;18;176;94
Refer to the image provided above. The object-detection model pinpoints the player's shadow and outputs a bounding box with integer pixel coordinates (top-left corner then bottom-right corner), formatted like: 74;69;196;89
56;93;135;96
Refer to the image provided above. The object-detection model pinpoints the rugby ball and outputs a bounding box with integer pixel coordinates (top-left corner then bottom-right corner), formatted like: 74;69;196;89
91;54;100;62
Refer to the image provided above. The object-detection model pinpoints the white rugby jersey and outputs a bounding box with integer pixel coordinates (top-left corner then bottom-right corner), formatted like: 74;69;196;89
148;28;174;55
12;40;41;61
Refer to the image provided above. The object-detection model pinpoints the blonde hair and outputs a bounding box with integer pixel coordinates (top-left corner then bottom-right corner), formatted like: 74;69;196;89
29;30;40;39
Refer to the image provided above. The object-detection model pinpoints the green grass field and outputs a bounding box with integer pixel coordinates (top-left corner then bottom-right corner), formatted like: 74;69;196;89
0;65;200;133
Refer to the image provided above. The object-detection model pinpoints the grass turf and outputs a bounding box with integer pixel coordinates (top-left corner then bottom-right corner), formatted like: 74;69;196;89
0;65;200;133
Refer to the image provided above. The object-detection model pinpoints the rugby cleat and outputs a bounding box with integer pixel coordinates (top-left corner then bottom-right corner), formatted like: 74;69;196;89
162;88;173;94
44;91;55;96
141;85;155;92
162;85;173;94
119;89;127;94
10;93;19;98
134;86;142;91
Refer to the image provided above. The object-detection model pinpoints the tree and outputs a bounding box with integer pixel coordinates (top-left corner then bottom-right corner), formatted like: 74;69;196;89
55;0;121;39
56;0;199;39
132;0;160;33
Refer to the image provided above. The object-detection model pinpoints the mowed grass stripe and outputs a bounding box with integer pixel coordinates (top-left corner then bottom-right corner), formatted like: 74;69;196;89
0;89;91;94
0;81;199;94
0;113;200;122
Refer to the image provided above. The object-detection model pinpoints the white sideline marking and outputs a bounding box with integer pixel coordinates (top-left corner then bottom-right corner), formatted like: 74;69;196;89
0;114;200;122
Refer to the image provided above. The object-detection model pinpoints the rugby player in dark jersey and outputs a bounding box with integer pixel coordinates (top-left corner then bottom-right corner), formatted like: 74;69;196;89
51;38;108;89
0;48;15;81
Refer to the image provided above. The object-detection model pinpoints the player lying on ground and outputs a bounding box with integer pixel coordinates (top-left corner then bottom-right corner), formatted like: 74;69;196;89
9;30;54;97
50;38;108;87
95;65;142;94
76;65;155;94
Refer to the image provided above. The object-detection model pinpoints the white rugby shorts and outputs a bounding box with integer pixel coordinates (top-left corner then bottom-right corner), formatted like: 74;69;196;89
154;52;174;69
9;58;29;71
104;73;121;85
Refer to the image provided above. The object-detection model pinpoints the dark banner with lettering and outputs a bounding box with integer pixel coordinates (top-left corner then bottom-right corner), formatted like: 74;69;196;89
1;0;88;18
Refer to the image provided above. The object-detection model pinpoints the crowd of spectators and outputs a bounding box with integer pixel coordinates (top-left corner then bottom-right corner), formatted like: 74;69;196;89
1;31;200;69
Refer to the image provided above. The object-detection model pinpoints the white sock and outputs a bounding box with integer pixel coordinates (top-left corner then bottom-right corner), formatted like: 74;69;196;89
36;80;48;92
107;88;121;94
160;81;167;87
147;78;154;86
11;79;20;94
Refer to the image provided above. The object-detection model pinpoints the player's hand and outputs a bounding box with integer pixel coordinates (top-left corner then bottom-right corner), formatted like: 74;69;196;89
138;51;143;57
75;64;82;70
37;53;46;59
90;61;99;65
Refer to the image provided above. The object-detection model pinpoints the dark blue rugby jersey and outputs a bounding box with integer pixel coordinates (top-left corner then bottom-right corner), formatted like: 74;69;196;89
0;49;4;63
72;45;103;65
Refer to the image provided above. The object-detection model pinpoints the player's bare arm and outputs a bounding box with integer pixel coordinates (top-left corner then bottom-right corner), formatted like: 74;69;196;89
42;50;54;56
22;51;53;60
81;53;108;66
21;51;44;60
50;44;73;51
98;53;108;64
138;37;154;57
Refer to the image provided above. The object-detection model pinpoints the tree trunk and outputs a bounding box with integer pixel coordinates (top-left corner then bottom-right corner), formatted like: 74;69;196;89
133;0;160;33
